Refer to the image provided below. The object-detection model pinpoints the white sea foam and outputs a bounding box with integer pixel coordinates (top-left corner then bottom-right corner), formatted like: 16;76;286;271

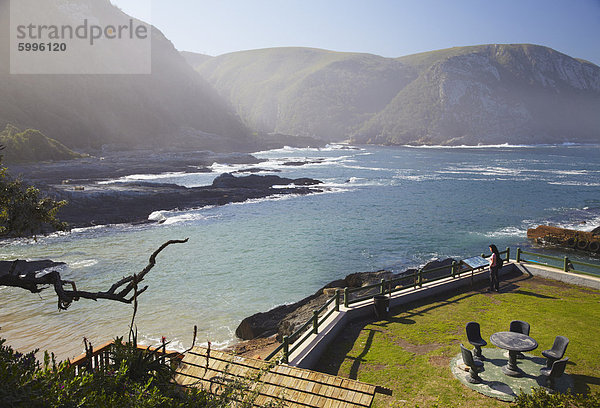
339;164;391;172
393;173;440;182
209;162;253;174
438;166;523;176
211;155;348;175
98;172;189;184
550;217;600;232
547;181;600;187
401;142;598;149
479;226;529;238
252;143;362;155
148;209;221;226
321;178;391;188
71;224;113;234
69;259;98;268
148;211;168;222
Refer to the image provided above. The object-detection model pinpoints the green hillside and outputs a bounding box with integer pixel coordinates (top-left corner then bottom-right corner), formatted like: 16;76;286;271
196;47;415;141
0;125;84;164
190;44;600;145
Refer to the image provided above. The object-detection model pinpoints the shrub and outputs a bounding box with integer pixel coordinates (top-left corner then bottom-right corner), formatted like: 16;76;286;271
0;152;68;237
513;387;600;408
0;336;282;407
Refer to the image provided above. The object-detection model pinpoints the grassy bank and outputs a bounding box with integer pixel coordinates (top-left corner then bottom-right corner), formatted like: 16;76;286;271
315;272;600;407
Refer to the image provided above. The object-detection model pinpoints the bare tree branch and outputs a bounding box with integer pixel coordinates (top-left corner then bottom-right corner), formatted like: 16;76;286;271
0;238;189;310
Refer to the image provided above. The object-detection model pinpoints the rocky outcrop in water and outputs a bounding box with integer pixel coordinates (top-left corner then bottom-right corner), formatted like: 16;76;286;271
527;225;600;253
53;173;323;228
7;152;323;230
211;173;322;188
0;260;66;276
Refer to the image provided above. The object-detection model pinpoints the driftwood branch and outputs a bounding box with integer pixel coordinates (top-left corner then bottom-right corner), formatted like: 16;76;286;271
0;238;189;310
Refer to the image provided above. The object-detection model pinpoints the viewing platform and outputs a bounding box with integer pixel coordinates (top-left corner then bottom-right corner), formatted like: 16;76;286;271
70;248;600;407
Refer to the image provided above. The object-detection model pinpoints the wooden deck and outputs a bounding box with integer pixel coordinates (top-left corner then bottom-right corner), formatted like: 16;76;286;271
175;346;383;408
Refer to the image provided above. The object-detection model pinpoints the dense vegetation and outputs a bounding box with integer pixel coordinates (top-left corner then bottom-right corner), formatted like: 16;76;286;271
191;44;600;145
0;125;84;164
0;336;278;408
0;147;67;237
513;387;600;408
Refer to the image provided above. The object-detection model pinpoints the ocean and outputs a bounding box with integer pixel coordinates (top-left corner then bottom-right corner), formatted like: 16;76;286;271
1;143;599;360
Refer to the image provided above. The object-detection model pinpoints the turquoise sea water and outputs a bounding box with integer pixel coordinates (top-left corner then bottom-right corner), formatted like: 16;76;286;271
1;144;599;359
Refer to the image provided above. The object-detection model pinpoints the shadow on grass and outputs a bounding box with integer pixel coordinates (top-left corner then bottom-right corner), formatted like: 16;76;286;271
508;289;558;299
572;374;600;394
313;317;378;376
346;329;379;380
391;269;535;320
314;269;540;378
371;315;416;327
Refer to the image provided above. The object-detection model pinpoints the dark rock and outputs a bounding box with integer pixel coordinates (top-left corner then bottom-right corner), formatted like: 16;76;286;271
0;260;66;276
236;259;458;341
282;159;326;166
232;168;282;174
344;270;393;287
420;258;456;282
236;303;299;340
48;173;323;228
211;173;321;189
592;226;600;236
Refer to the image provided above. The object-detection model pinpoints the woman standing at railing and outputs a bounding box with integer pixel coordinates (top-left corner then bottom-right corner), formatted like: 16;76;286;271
488;244;501;292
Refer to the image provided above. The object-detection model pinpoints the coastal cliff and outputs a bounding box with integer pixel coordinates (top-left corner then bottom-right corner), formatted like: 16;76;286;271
189;44;600;145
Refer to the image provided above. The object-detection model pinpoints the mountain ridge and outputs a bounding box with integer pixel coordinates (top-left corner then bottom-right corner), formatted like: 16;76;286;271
188;44;600;146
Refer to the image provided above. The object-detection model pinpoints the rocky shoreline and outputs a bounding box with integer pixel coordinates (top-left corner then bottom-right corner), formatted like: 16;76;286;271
6;151;325;229
235;258;455;343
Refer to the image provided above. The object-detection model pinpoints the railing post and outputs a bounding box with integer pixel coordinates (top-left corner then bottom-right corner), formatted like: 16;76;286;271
418;269;423;288
505;247;510;262
516;247;521;262
564;256;569;272
452;261;457;278
313;310;319;335
344;287;349;308
335;289;340;312
282;336;289;364
380;279;385;295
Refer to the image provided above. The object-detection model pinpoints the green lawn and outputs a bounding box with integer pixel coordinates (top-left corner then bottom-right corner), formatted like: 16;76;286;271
315;271;600;407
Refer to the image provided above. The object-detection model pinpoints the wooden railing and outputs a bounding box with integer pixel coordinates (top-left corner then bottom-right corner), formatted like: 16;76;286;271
69;340;183;375
515;247;600;277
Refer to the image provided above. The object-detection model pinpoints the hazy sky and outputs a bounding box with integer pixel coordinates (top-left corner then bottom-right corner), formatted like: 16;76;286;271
110;0;600;65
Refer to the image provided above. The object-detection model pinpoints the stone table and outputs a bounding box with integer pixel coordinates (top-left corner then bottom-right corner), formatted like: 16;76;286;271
490;331;538;377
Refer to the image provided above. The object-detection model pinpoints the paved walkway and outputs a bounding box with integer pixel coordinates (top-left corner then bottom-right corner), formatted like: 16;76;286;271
450;348;573;402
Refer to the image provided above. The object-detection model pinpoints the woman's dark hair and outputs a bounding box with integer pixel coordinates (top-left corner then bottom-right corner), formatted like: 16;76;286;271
489;244;500;257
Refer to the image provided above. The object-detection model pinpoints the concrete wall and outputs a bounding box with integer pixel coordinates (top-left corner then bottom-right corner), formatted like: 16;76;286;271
514;262;600;290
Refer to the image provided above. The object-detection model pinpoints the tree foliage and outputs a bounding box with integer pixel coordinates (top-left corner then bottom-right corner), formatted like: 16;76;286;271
0;335;283;407
0;125;84;164
0;336;209;407
0;146;68;237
